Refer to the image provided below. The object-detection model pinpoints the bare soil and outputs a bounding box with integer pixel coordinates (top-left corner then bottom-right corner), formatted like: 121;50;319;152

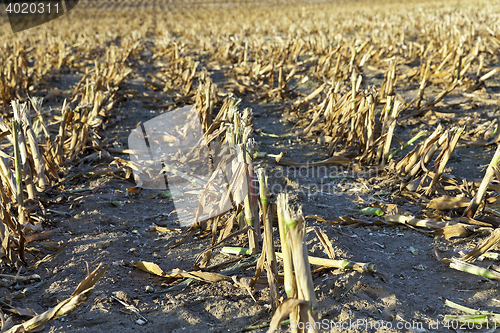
3;1;500;333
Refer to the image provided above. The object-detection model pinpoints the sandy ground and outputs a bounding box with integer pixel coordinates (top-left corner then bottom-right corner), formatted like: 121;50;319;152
3;1;500;333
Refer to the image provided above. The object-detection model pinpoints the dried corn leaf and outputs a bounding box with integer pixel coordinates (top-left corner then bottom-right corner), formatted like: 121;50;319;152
4;289;94;333
432;224;472;240
232;276;256;302
71;263;108;297
194;225;251;264
264;261;278;312
385;214;455;229
169;269;231;283
313;227;335;259
0;217;10;261
427;196;470;210
4;263;107;333
485;204;500;217
133;261;230;282
457;217;494;227
133;261;164;276
25;230;56;244
7;307;36;317
146;226;184;233
369;202;401;215
267;298;308;333
460;229;500;263
28;247;65;270
307;215;386;227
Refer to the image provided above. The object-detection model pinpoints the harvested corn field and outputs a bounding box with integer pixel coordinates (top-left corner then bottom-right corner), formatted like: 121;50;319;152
2;0;500;332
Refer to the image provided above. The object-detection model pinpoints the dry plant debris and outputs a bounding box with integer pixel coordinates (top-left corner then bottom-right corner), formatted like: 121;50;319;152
3;0;500;331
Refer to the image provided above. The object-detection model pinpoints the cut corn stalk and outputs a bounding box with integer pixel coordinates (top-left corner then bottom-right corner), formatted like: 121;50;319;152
11;117;24;226
459;229;500;263
425;126;464;196
12;101;35;200
277;194;296;299
285;207;317;311
360;207;384;216
276;253;376;273
388;130;426;161
222;247;376;273
241;143;258;255
258;168;277;275
449;257;500;280
381;100;401;165
444;299;500;326
464;143;500;217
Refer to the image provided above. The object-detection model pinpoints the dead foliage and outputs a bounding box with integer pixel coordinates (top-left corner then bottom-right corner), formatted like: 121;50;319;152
3;0;500;332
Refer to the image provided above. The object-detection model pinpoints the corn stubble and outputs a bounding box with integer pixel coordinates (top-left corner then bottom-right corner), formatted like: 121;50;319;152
270;194;317;333
2;0;500;331
0;50;132;262
0;16;140;329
